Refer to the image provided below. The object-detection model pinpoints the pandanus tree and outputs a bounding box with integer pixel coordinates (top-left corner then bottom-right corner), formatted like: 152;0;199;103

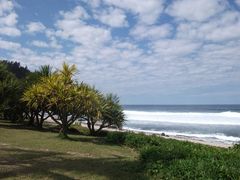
80;88;125;135
23;63;83;137
22;65;52;127
22;62;125;137
22;84;50;128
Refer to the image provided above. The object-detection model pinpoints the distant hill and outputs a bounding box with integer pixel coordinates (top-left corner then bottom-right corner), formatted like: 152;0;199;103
0;60;30;79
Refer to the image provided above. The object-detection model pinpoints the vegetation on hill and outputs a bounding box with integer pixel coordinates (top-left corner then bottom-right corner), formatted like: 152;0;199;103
0;60;30;79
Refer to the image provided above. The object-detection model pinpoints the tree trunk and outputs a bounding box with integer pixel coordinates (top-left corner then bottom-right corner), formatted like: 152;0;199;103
59;115;68;138
38;111;45;129
28;111;35;126
59;126;68;138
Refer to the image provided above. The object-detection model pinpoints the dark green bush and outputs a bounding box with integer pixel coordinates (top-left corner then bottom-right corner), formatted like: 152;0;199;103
124;133;161;149
106;131;126;144
232;143;240;150
140;145;189;164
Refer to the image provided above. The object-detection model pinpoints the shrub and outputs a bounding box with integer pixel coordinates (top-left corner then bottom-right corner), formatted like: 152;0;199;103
140;145;189;164
106;131;126;144
125;133;161;149
232;143;240;150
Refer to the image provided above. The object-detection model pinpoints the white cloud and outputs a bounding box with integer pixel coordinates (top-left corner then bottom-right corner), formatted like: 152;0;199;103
151;39;202;57
236;0;240;6
84;0;101;8
0;0;20;36
59;6;89;20
0;27;21;36
167;0;227;22
31;38;62;49
103;0;164;25
130;24;173;40
2;0;240;103
56;6;111;47
0;12;17;26
0;0;14;16
96;7;128;27
0;38;21;50
26;22;46;33
31;40;49;48
177;11;240;42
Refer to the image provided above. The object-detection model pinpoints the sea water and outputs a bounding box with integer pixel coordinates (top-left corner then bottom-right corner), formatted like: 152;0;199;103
123;105;240;144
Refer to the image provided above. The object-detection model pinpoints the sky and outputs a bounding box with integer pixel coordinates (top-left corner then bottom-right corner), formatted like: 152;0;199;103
0;0;240;104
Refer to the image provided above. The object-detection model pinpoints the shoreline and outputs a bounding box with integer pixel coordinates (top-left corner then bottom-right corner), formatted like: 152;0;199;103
78;122;234;148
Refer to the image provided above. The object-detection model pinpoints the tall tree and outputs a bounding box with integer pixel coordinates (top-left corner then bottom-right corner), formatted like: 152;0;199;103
0;63;22;120
21;65;53;127
23;63;82;136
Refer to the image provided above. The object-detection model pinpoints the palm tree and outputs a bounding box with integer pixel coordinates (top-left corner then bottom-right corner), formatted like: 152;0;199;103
38;65;52;77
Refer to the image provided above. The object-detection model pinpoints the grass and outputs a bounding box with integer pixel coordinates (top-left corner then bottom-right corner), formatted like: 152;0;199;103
0;121;145;180
1;121;240;179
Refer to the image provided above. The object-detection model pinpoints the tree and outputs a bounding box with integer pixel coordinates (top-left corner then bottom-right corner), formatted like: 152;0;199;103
22;63;83;137
0;63;23;121
22;62;125;137
0;60;30;79
22;84;50;128
21;65;52;128
82;92;125;135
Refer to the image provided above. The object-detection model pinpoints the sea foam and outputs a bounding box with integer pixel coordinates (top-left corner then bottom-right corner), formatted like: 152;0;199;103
123;127;240;143
124;110;240;125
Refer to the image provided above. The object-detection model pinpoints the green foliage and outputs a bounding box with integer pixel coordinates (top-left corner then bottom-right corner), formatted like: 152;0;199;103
106;131;127;144
106;131;240;179
0;60;30;79
22;62;125;136
125;133;162;149
22;63;82;136
84;93;125;136
0;62;24;121
140;145;189;164
101;94;125;129
232;143;240;150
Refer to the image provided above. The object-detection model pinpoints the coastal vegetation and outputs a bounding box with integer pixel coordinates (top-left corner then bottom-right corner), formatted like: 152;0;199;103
0;60;240;179
0;60;125;137
106;132;240;179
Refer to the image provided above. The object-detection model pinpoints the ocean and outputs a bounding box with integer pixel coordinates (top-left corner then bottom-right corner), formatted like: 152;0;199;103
123;105;240;145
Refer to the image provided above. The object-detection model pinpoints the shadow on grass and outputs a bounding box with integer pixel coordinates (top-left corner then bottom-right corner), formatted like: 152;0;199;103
0;121;119;148
0;120;59;133
0;120;102;135
0;147;146;180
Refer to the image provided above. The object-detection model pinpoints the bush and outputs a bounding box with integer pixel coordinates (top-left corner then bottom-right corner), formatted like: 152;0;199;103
125;133;161;149
232;143;240;150
106;131;126;144
140;145;189;164
70;124;90;135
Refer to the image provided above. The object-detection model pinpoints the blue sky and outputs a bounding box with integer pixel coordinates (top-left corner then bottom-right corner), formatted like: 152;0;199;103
0;0;240;104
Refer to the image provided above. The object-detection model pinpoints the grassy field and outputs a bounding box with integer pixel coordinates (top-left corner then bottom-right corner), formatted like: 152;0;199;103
0;121;145;180
1;121;240;179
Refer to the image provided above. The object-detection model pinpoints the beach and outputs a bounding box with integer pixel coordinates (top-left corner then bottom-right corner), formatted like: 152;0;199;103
77;122;233;148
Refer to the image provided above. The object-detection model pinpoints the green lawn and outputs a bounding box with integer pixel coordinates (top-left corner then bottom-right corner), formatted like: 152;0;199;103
0;121;145;180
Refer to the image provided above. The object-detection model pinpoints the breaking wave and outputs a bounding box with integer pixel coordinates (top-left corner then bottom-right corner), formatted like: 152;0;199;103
124;110;240;125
